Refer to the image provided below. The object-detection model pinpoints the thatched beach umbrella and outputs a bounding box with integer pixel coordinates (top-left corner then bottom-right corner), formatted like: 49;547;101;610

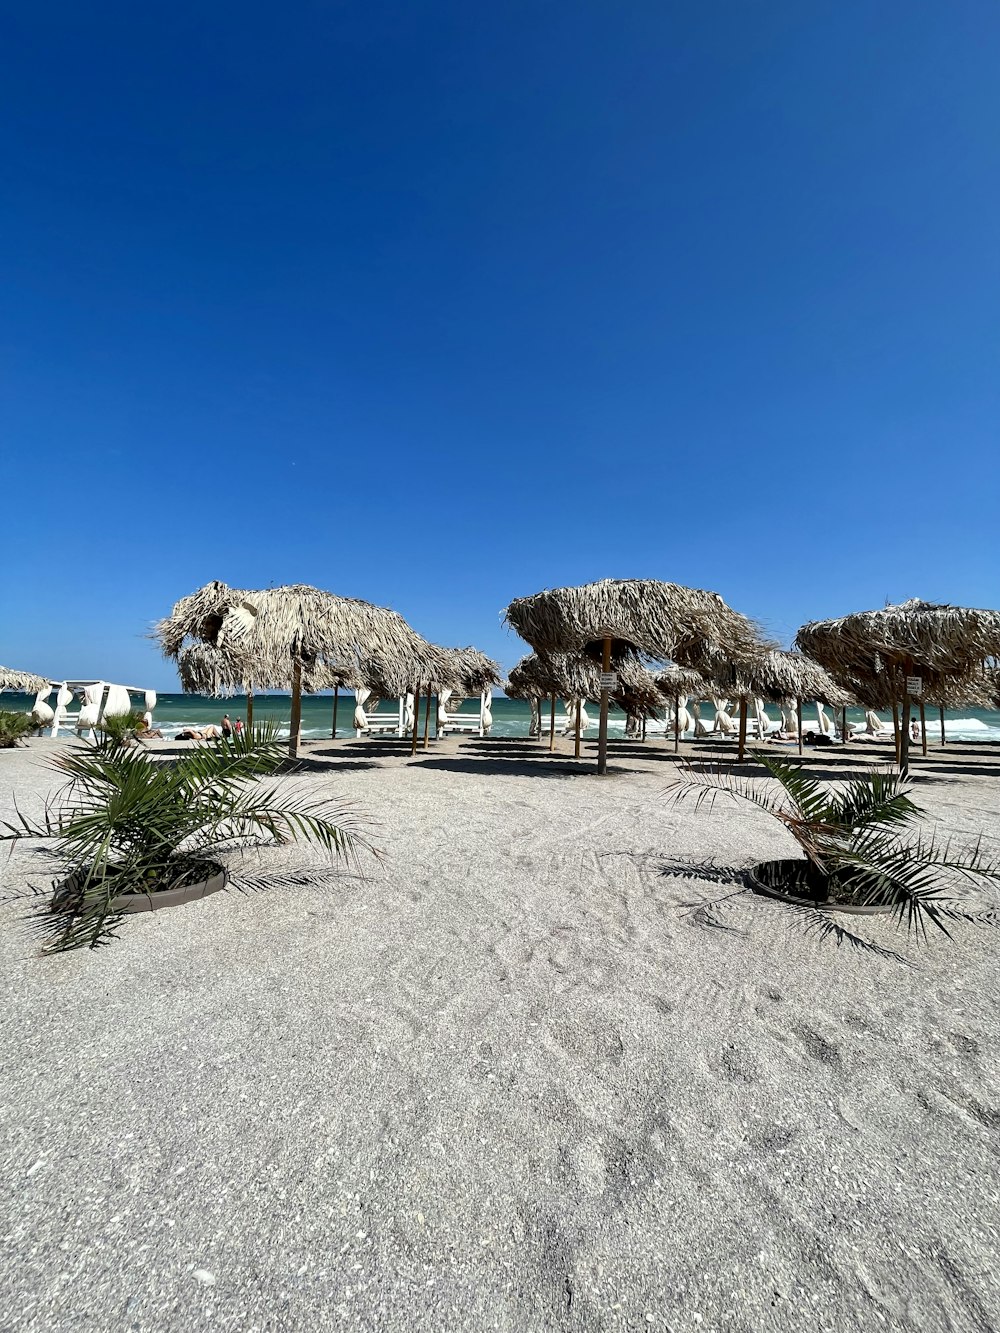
505;651;670;756
654;665;709;753
505;579;760;773
158;581;435;758
505;652;598;751
357;644;500;750
710;648;853;758
796;599;1000;774
431;647;502;743
0;666;48;695
916;670;998;752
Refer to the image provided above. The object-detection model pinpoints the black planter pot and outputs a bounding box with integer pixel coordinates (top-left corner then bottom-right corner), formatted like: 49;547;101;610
747;858;895;916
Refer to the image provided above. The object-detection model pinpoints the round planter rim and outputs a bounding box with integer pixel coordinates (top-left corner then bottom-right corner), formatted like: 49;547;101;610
747;858;896;917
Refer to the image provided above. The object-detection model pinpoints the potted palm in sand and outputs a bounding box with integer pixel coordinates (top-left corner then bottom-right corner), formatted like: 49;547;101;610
668;753;1000;938
2;723;375;951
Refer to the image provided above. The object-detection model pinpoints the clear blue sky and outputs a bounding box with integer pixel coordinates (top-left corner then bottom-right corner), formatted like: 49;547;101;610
3;2;998;689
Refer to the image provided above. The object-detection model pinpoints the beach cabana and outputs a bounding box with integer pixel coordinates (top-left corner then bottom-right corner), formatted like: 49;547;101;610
158;581;437;758
796;599;1000;774
504;579;760;773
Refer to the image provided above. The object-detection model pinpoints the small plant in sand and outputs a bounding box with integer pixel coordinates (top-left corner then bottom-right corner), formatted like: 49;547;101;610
0;710;36;748
93;709;148;746
2;722;377;952
667;752;1000;939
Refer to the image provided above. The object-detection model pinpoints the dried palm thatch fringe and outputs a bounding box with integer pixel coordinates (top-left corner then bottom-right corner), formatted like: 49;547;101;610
359;645;501;700
705;649;853;707
505;652;666;717
440;647;501;698
157;581;490;697
504;578;761;672
654;665;710;700
177;643;364;697
796;599;1000;704
0;667;48;695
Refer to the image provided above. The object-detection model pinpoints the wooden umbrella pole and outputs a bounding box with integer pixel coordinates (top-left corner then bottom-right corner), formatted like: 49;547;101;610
892;701;901;767
549;692;556;753
423;690;432;749
597;636;611;776
796;698;803;756
841;706;848;745
737;697;748;762
939;705;946;747
410;683;421;756
574;699;582;759
331;685;339;739
674;698;680;754
899;693;912;779
919;700;927;757
288;659;303;759
246;691;254;731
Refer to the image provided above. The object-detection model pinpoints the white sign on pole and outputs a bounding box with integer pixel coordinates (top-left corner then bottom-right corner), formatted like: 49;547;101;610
906;676;923;696
599;672;618;691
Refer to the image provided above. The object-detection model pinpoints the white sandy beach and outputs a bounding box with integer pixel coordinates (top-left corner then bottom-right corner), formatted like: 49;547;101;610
2;735;1000;1332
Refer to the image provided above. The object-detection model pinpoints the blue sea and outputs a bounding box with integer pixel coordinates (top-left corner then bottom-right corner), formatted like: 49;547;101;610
4;692;1000;743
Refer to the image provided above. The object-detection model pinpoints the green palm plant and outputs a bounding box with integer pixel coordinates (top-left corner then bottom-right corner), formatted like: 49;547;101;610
0;709;37;748
93;708;148;746
667;752;1000;940
2;722;377;952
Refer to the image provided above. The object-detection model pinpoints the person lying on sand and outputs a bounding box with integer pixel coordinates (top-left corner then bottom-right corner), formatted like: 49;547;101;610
175;726;222;741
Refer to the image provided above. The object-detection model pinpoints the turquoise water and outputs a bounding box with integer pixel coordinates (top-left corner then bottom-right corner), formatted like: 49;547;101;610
5;692;1000;742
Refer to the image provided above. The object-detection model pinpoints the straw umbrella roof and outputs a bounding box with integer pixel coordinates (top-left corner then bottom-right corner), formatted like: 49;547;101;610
504;578;760;671
706;649;853;708
157;581;438;695
920;668;997;711
653;665;710;699
796;599;1000;702
0;666;48;694
440;647;502;695
505;652;666;714
357;645;501;701
177;643;362;698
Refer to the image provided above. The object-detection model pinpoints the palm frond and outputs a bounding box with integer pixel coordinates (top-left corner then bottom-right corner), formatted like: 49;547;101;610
749;752;834;826
829;769;918;830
